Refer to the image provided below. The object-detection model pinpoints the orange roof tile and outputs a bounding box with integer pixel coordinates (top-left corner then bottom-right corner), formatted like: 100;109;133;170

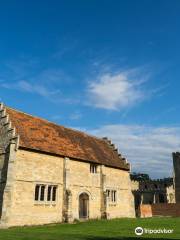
6;107;129;170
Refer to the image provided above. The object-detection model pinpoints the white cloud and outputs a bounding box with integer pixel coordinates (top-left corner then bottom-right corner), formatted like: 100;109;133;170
0;80;60;98
70;111;82;120
87;70;149;110
0;60;78;103
89;124;180;178
0;58;76;103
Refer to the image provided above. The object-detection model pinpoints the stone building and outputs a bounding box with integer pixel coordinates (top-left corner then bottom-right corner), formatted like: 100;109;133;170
0;103;135;227
131;176;175;216
173;152;180;203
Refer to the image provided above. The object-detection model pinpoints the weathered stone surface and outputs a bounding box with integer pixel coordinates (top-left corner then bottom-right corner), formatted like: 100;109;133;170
0;103;135;227
0;103;19;224
173;152;180;203
0;149;135;227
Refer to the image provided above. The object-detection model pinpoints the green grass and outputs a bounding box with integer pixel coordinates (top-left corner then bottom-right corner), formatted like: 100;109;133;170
0;218;179;240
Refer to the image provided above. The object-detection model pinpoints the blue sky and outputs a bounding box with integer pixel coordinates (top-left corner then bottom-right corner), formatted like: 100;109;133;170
0;0;180;178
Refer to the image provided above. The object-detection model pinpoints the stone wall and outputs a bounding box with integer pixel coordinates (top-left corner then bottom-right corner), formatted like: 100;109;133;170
104;167;134;218
0;103;19;223
140;203;180;217
173;152;180;203
3;149;64;226
63;157;102;221
0;148;135;227
131;178;175;216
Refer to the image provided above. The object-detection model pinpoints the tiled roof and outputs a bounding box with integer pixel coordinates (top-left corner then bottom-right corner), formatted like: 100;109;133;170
6;107;130;170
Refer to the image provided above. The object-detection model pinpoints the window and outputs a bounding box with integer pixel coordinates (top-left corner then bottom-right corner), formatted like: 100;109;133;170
106;190;110;198
40;185;45;201
35;185;40;201
47;185;57;202
34;184;45;201
34;184;57;202
47;186;51;201
90;164;97;173
111;190;117;202
52;186;57;201
106;189;117;203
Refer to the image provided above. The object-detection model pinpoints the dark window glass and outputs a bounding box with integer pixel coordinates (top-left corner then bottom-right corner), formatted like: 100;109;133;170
90;164;97;173
114;191;117;202
47;186;51;201
111;191;113;202
111;190;117;202
106;190;110;197
35;185;40;201
52;186;57;201
40;186;45;201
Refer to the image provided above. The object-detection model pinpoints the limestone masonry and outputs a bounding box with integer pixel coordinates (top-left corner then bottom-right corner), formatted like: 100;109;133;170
0;103;135;227
173;152;180;203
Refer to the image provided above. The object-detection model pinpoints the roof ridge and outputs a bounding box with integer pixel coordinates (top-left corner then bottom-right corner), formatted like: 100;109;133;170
2;103;130;171
5;105;106;143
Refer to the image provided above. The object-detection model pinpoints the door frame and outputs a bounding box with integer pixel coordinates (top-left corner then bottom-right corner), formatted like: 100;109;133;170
79;192;89;219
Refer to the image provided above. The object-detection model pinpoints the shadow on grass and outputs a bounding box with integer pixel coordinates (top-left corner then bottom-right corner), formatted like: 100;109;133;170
0;233;176;240
85;237;174;240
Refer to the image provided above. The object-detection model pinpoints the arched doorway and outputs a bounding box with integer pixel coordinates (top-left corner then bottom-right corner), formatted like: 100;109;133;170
79;193;89;219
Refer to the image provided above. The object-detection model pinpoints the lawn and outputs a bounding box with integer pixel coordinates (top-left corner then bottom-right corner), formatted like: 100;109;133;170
0;218;179;240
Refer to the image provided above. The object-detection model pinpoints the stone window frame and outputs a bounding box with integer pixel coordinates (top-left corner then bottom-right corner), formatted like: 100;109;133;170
34;183;58;205
35;184;45;201
47;185;57;202
106;189;117;203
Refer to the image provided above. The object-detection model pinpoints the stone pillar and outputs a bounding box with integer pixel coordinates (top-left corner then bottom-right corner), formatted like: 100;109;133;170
100;165;107;219
105;191;110;219
0;150;6;181
66;190;73;223
0;150;6;220
173;152;180;203
62;157;73;222
0;103;19;226
0;141;17;226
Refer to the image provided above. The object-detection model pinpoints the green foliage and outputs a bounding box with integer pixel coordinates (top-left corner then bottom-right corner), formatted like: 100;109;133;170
131;172;150;181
